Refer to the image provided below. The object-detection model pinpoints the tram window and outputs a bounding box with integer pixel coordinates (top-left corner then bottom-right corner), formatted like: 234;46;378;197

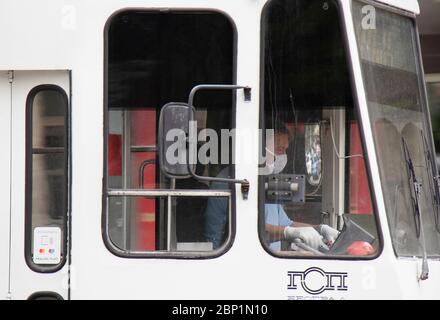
105;11;235;256
259;0;380;258
353;2;440;257
25;86;68;271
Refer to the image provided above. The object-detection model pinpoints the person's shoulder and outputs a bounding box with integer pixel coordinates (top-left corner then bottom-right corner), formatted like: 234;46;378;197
264;203;279;211
209;166;232;190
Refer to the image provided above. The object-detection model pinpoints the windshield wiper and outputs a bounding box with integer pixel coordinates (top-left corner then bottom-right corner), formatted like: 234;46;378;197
421;131;440;234
401;137;429;280
402;137;422;236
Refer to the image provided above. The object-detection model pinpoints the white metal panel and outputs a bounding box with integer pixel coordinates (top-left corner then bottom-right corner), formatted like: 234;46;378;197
0;71;12;300
8;71;70;300
0;0;419;72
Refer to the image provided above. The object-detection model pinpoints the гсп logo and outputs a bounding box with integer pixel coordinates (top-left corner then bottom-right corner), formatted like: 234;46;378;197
287;267;348;295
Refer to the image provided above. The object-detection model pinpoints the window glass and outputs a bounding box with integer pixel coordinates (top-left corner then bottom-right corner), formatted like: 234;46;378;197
353;2;440;257
32;91;66;148
26;87;68;270
259;0;379;258
427;81;440;171
106;11;235;255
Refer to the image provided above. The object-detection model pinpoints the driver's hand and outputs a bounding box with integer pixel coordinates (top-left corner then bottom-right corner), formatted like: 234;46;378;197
319;225;340;245
284;227;325;250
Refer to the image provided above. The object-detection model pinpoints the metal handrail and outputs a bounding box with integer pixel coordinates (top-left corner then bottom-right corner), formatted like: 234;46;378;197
107;189;231;197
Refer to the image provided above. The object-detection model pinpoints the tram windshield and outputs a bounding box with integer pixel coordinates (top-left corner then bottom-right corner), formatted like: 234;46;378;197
352;1;440;257
259;0;379;258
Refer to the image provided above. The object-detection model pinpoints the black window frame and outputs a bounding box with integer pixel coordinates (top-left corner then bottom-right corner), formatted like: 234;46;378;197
257;0;384;260
28;291;64;300
102;8;238;259
25;84;69;273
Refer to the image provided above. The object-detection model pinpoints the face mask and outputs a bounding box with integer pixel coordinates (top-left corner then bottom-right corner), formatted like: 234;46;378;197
266;148;288;174
273;154;288;174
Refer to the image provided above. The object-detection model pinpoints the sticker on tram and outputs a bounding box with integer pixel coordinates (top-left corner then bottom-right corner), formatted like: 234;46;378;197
33;227;62;265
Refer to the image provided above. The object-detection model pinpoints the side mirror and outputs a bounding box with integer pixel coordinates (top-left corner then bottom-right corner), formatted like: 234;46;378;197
157;84;251;199
158;102;195;179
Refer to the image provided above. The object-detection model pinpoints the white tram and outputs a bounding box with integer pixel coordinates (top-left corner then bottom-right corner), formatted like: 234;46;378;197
1;0;440;300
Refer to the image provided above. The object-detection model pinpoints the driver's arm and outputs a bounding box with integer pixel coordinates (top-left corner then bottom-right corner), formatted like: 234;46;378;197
264;204;294;243
294;221;315;228
263;204;314;241
265;223;294;242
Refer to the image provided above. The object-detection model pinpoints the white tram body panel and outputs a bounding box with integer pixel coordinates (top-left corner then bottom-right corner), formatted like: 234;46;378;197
1;0;440;300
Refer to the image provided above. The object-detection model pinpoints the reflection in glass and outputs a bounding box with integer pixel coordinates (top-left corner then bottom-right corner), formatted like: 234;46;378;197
305;124;322;186
32;154;66;225
32;91;66;149
108;195;229;252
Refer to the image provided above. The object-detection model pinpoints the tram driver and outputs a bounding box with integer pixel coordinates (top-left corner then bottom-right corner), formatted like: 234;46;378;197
204;123;340;252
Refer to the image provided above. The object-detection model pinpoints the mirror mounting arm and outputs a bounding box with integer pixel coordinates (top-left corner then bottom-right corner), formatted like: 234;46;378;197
187;84;251;200
188;84;251;106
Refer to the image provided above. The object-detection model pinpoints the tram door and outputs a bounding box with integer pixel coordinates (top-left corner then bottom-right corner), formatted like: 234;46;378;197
0;71;12;299
5;71;70;300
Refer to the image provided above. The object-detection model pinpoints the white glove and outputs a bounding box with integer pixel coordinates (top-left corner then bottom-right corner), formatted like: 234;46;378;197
319;225;340;245
284;227;325;250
